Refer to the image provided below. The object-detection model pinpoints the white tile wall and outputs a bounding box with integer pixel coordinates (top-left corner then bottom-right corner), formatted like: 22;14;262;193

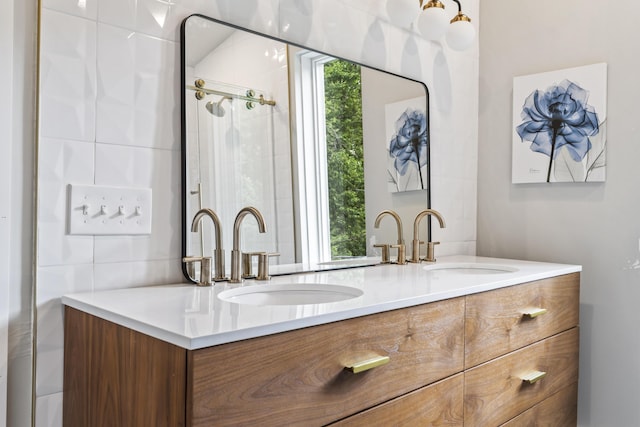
96;23;180;150
93;144;180;264
39;9;96;142
35;265;94;396
42;0;97;19
35;392;63;427
37;138;95;267
280;1;375;64
93;259;184;291
35;0;479;425
213;0;279;37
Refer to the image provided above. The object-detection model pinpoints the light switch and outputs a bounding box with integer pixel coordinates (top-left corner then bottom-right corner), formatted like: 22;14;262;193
68;184;152;235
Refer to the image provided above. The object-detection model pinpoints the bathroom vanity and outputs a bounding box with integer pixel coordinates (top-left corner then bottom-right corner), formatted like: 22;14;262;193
62;256;580;426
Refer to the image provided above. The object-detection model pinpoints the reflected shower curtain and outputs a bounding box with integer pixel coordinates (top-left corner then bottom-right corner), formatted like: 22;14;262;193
192;80;282;269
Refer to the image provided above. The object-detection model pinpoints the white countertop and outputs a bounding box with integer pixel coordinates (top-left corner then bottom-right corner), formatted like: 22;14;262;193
62;255;581;350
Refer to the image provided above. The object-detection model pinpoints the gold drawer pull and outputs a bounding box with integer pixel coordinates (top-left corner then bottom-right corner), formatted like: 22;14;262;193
346;355;390;374
523;308;547;318
521;370;547;384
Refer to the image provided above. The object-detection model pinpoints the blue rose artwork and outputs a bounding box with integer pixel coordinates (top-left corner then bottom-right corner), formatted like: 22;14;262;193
386;98;428;192
512;64;607;183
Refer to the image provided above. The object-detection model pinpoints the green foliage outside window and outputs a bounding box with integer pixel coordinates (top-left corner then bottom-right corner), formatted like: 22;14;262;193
324;60;366;258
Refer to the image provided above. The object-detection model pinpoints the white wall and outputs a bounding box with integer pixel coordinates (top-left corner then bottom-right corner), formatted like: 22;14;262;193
478;2;640;426
33;1;478;425
4;0;37;425
0;0;13;422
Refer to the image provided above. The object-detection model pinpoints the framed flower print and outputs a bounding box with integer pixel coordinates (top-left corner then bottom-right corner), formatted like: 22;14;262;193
512;63;607;183
385;96;428;192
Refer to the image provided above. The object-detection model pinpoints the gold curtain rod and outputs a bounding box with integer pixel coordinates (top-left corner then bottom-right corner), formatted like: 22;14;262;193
187;79;276;106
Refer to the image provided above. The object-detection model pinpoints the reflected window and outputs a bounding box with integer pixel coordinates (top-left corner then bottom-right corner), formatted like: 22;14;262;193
292;50;366;263
323;60;366;259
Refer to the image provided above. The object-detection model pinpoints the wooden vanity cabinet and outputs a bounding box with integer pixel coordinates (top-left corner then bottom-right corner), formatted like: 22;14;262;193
328;374;464;426
63;308;187;427
64;297;465;427
464;272;580;426
501;383;578;427
186;297;464;426
464;328;579;426
464;273;580;368
63;273;579;427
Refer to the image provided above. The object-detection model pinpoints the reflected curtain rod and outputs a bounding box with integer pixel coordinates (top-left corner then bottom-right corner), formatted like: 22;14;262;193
187;79;276;106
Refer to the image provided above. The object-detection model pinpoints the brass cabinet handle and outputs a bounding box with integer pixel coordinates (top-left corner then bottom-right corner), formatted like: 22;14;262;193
521;370;547;384
522;308;548;318
345;355;390;374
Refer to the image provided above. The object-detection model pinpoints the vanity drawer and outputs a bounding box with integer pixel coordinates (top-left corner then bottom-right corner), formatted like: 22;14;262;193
329;373;464;426
465;272;579;368
464;328;579;427
186;297;465;427
501;382;578;427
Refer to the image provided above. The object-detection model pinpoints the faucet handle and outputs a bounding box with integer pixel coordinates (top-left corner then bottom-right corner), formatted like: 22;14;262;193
182;256;213;286
373;244;391;264
425;241;440;263
182;256;200;281
410;239;425;263
390;244;407;265
242;252;265;279
242;252;279;280
212;248;228;282
256;253;279;281
199;257;213;286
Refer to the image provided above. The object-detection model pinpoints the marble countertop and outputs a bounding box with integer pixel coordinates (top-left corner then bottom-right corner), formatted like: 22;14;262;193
62;255;581;350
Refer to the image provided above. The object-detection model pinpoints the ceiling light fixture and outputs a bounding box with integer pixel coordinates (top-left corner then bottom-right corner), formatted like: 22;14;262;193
417;0;448;41
445;1;475;50
416;0;475;50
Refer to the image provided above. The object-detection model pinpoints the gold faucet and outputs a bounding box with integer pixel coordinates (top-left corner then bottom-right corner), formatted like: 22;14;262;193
411;209;446;263
374;210;407;265
230;207;266;283
189;208;226;284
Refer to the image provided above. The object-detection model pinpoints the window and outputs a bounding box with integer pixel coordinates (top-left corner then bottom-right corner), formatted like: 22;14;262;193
292;50;365;263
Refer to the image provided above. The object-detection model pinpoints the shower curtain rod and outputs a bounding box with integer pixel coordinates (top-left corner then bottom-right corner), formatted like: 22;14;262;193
187;79;276;106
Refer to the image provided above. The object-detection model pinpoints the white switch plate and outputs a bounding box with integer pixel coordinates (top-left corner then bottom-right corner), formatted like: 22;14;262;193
68;184;152;235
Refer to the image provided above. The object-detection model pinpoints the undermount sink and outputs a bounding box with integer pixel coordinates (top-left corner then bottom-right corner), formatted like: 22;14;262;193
423;263;519;275
218;283;363;306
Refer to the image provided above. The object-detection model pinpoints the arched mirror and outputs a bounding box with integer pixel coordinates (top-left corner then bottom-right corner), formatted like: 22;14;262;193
181;14;431;282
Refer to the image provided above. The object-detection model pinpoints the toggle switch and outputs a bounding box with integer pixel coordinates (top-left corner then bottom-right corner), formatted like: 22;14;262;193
68;184;152;235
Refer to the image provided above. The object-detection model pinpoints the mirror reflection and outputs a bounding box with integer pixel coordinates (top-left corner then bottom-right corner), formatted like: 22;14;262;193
181;14;430;282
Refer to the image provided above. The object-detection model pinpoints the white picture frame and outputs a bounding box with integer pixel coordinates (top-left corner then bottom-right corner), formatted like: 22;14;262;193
512;63;607;183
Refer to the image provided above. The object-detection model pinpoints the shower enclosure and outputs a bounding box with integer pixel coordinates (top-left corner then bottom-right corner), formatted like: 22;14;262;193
185;78;295;275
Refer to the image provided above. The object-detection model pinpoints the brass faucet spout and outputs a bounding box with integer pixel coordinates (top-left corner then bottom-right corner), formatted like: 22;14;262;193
374;210;404;245
191;208;223;251
411;209;446;263
374;210;406;264
413;209;446;239
231;207;267;283
232;206;266;251
190;208;226;283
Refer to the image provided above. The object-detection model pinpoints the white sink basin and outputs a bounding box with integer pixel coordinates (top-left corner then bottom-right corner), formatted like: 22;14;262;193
218;283;363;306
423;263;519;275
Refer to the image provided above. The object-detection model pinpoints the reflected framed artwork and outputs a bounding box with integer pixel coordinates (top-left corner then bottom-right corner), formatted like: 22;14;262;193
385;96;428;192
512;63;607;183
